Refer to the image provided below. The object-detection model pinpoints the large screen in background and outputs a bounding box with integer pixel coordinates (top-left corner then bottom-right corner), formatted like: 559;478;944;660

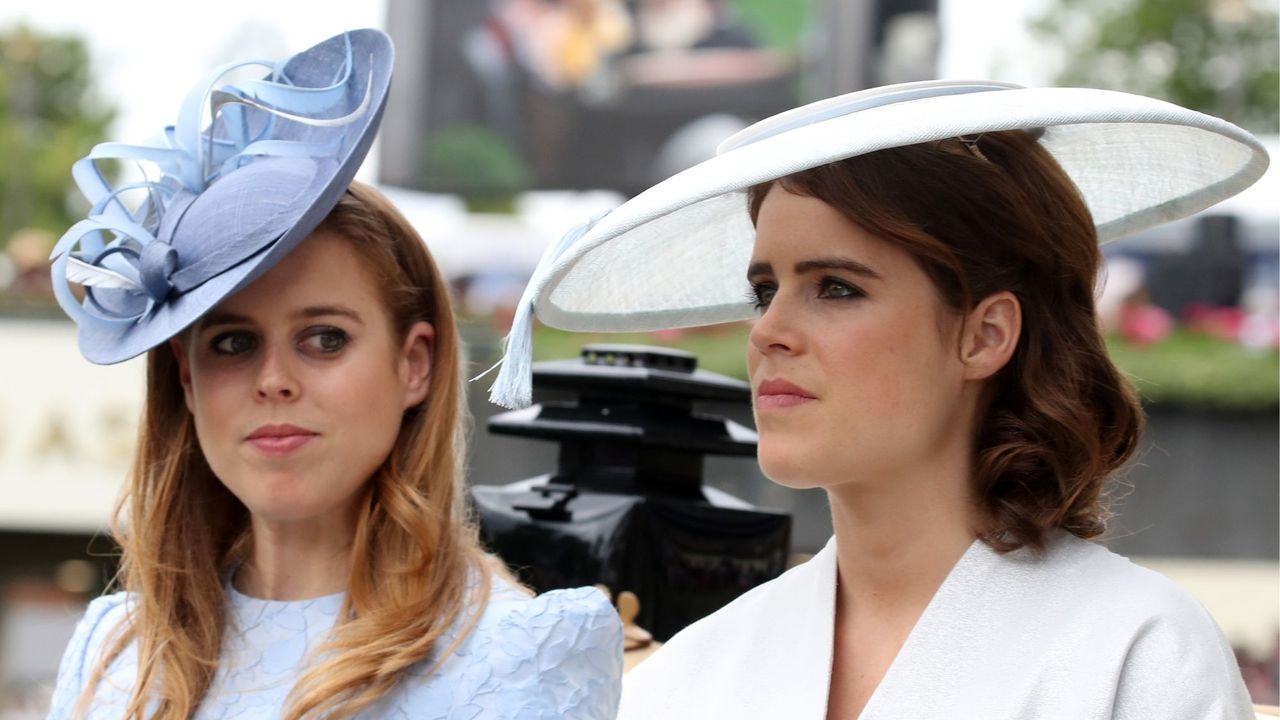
393;0;817;198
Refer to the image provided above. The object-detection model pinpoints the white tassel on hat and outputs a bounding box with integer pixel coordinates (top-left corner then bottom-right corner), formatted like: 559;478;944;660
481;215;603;409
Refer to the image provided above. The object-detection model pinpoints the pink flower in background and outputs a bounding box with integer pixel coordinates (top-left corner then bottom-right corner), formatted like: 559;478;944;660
1119;304;1174;346
1184;304;1246;342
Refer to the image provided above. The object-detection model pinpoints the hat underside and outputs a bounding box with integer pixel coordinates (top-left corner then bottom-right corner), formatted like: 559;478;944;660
537;121;1263;334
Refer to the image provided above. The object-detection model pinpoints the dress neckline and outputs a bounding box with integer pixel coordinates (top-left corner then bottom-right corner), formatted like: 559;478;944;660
225;578;346;612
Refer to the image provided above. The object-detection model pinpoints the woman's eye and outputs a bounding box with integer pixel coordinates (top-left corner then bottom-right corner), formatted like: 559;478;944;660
303;327;348;354
818;277;863;300
211;332;257;355
748;282;776;310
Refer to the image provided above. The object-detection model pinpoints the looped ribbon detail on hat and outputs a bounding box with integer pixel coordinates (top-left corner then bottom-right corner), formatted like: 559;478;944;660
49;32;375;330
478;213;608;409
139;241;180;301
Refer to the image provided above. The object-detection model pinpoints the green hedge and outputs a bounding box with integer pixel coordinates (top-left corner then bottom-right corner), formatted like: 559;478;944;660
532;324;1279;412
1106;331;1279;412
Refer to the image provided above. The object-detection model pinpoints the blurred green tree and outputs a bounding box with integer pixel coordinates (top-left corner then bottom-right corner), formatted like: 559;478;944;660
423;126;531;213
1032;0;1279;133
0;26;115;247
733;0;817;51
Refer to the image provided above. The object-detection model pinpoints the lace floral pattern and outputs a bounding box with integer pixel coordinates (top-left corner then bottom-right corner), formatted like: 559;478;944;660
47;580;622;719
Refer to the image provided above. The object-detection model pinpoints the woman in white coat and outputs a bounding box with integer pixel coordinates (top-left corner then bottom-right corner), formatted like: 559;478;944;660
487;80;1268;719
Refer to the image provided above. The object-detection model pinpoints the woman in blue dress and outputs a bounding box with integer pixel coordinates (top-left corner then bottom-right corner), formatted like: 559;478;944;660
45;29;621;719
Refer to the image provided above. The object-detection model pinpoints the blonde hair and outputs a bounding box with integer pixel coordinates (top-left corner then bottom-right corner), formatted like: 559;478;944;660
76;182;495;718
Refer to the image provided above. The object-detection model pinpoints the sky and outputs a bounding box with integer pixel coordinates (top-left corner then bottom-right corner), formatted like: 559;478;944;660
2;0;387;178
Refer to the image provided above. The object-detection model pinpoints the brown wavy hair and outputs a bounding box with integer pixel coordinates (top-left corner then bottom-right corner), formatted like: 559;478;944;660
748;130;1144;553
76;182;498;718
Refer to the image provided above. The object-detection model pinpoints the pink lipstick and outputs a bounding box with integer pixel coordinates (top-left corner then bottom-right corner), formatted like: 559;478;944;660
245;424;317;455
754;378;817;410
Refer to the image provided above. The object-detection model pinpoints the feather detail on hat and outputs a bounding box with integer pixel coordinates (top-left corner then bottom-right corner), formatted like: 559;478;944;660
49;34;368;330
65;256;142;291
49;29;394;364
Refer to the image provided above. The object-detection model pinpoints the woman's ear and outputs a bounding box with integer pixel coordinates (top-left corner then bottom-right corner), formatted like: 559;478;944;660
960;291;1021;381
399;321;435;409
169;338;196;412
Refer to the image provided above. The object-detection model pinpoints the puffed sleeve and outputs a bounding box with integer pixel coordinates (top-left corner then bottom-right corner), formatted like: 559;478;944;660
440;585;623;720
46;592;130;719
1111;586;1255;720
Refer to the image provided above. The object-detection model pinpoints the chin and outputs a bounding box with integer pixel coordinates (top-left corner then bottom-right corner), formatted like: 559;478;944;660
224;473;319;520
243;492;318;522
245;496;347;525
757;444;827;490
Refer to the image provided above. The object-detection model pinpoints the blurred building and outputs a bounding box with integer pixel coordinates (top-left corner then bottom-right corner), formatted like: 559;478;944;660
381;0;939;197
0;318;136;712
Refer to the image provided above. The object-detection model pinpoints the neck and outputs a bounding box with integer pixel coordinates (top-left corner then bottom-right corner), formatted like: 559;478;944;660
236;507;359;601
825;454;983;614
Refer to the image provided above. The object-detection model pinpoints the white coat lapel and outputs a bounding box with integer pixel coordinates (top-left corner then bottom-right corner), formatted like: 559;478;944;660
854;538;991;719
619;535;839;719
745;535;839;719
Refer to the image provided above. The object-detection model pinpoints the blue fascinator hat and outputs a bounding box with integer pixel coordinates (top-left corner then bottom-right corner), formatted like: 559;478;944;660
49;29;394;364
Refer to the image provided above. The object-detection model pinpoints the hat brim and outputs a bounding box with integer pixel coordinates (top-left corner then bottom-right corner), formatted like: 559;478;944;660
528;84;1269;334
77;29;393;364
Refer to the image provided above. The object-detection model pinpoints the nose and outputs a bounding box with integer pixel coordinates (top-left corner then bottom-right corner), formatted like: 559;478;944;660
254;343;301;401
748;293;802;357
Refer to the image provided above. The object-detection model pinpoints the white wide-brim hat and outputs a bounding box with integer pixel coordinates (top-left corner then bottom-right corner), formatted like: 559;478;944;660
485;80;1269;408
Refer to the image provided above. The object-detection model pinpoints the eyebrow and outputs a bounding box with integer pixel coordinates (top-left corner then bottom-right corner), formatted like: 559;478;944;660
198;305;365;330
747;257;883;280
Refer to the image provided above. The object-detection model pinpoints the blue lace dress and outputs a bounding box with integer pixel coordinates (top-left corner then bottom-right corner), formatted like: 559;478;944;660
46;577;622;719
